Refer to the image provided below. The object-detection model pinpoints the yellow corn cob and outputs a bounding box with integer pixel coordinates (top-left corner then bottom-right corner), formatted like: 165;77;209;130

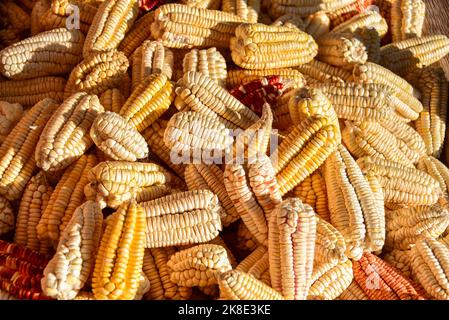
230;23;317;70
142;190;223;248
0;195;13;236
236;246;267;272
383;249;412;278
90;111;149;161
36;93;104;172
337;280;369;300
316;32;368;69
181;0;221;9
92;200;146;300
143;120;186;178
51;0;101;23
167;244;232;287
314;215;347;264
418;156;449;198
385;204;449;251
206;236;238;269
303;11;331;39
391;0;425;42
135;185;172;203
0;77;66;107
99;88;125;113
83;0;138;57
131;41;174;90
142;249;165;300
150;4;246;49
410;237;449;300
324;144;385;259
272;14;306;30
268;0;355;18
185;164;240;227
268;198;316;300
412;67;448;158
40;8;92;34
0;98;58;201
118;11;155;57
176;71;259;129
295;59;353;85
308;259;353;300
37;154;97;244
272;92;294;130
14;172;53;254
236;221;259;252
222;0;260;23
0;28;84;80
42;201;103;300
64;50;129;99
357;156;442;207
272;116;340;195
332;9;388;37
234;245;271;285
218;270;284;300
183;48;227;87
0;101;23;144
31;0;50;35
380;35;449;76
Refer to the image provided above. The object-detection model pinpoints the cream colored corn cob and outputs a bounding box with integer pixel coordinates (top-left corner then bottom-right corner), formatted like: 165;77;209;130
308;259;353;300
118;11;155;57
226;68;306;88
417;156;449;198
391;0;425;42
222;0;260;23
99;88;125;113
295;59;352;84
183;48;227;87
268;0;355;18
314;215;347;265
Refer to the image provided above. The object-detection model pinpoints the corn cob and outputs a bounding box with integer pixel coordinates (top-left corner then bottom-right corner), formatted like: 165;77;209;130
327;0;373;28
0;28;84;80
410;237;449;300
99;88;125;113
391;0;425;42
380;35;449;76
272;14;306;30
90;111;149;162
337;280;369;300
230;23;317;70
35;93;104;172
272;116;340;195
357;156;441;207
41;201;103;300
134;185;171;203
295;59;353;84
150;4;245;49
86;161;169;209
353;252;424;300
118;11;155;57
268;0;355;18
303;11;331;39
39;7;92;34
167;244;232;287
236;221;259;253
226;68;306;89
236;245;267;272
0;77;66;107
417;156;449;198
176;71;259;130
92;200;145;300
185;164;240;227
31;0;50;35
412;67;448;158
0;196;13;236
183;48;227;87
36;154;96;244
0;2;30;34
0;98;58;201
308;259;353;300
269;198;316;300
180;0;221;9
142;190;222;248
14;172;53;254
131;41;174;90
383;249;412;278
0;101;23;144
64;50;129;99
218;269;284;300
385;204;449;251
222;0;260;23
331;9;388;37
314;215;347;264
324;144;385;259
133;272;150;300
83;0;139;57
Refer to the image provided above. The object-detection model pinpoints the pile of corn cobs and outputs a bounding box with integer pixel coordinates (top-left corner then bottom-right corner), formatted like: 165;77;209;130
0;0;449;301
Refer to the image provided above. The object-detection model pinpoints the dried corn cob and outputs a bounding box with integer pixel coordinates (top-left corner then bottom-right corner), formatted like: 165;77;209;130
118;11;155;57
185;164;240;226
135;185;171;203
272;13;306;31
385;204;449;251
218;269;284;300
132;41;174;89
230;23;317;69
0;28;84;80
391;0;425;42
226;68;306;90
0;98;58;201
36;93;104;172
268;0;355;18
92;200;146;300
295;59;352;84
31;0;51;35
0;101;23;144
383;249;412;278
134;272;150;300
303;11;330;39
51;0;101;23
36;154;97;244
410;237;449;300
0;2;30;34
357;156;441;207
181;0;221;9
352;252;424;300
308;259;353;300
90;111;149;162
39;7;92;34
183;48;227;87
167;244;232;287
418;156;449;198
150;4;245;49
99;88;125;113
0;196;13;236
272;116;340;195
0;77;65;107
42;201;103;300
14;172;53;254
314;215;347;264
327;0;373;28
268;198;316;300
236;245;267;272
236;221;259;253
64;50;129;99
222;0;260;23
337;280;368;300
331;9;388;37
142;190;222;248
324;144;385;259
380;35;449;76
83;0;139;57
176;71;259;129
